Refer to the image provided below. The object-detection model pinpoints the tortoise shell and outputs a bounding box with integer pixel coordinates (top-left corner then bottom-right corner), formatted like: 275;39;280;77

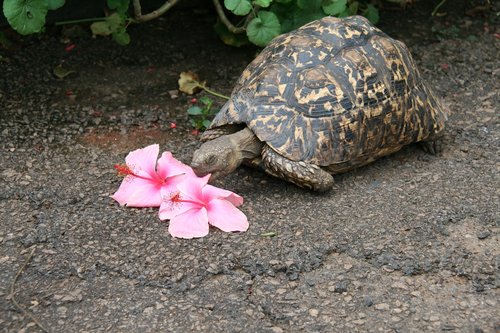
205;15;447;167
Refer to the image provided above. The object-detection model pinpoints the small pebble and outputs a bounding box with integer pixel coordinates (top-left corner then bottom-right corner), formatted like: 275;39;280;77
476;230;491;239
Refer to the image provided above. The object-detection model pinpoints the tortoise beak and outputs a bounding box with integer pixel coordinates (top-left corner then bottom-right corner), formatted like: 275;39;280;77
190;162;210;178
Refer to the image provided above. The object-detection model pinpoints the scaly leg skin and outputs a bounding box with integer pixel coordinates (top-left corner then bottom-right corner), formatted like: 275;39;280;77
262;145;334;192
420;138;443;155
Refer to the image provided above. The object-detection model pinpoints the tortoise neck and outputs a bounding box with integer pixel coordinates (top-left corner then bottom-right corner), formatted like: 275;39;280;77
229;127;263;160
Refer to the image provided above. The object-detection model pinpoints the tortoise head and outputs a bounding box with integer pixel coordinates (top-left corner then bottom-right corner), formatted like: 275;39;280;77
191;127;262;181
191;135;241;181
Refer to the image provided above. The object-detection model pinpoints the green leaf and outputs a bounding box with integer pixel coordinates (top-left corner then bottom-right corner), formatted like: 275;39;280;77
3;0;48;35
187;106;203;115
337;8;349;17
297;0;321;10
253;0;271;7
224;0;252;16
322;0;347;15
47;0;64;10
199;96;212;106
364;4;379;24
293;7;325;28
202;120;212;129
107;0;129;14
90;21;112;36
275;0;291;3
112;30;130;45
247;11;281;47
53;64;75;79
190;118;201;129
106;12;124;32
347;1;358;15
214;20;249;47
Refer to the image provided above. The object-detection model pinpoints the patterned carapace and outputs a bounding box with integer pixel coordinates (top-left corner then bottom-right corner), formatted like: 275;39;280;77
201;15;447;174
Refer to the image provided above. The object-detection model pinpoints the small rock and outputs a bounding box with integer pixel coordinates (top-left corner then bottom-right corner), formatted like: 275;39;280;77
276;288;287;295
363;297;374;307
391;281;407;290
441;324;456;331
57;306;68;318
143;306;154;315
334;280;348;293
168;90;179;99
374;303;390;311
476;230;491;239
271;327;284;333
308;308;319;317
61;289;83;303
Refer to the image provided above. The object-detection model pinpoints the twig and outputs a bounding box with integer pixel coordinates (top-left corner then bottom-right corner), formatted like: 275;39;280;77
133;0;142;18
9;248;48;333
431;0;447;16
133;0;181;23
212;0;248;34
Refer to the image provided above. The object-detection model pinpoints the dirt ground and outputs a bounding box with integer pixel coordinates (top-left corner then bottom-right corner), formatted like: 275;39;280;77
0;1;499;332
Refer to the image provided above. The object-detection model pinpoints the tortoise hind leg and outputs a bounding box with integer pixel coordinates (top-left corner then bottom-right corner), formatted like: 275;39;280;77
262;146;334;192
420;137;443;155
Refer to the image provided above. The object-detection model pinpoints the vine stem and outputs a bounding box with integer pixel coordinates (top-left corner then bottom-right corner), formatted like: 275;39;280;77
213;0;255;34
200;85;230;100
9;248;48;333
133;0;181;23
55;17;106;26
431;0;448;16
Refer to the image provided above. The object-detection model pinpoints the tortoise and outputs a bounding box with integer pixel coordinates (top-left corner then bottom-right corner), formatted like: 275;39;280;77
191;15;448;192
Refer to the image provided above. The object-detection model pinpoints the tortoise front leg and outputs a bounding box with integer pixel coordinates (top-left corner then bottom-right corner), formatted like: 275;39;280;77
419;138;443;155
262;146;334;192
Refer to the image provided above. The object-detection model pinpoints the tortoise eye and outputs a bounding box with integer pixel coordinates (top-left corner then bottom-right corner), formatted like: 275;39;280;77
206;155;217;165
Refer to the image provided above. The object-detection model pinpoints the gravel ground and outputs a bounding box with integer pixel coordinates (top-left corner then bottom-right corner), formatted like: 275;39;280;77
1;2;499;332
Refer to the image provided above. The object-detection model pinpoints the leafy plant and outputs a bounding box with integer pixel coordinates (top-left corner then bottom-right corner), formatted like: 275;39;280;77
187;97;219;131
216;0;380;47
3;0;380;47
2;0;178;45
177;71;228;131
3;0;65;35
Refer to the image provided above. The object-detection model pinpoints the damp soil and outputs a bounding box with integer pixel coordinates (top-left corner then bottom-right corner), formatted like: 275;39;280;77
0;1;499;332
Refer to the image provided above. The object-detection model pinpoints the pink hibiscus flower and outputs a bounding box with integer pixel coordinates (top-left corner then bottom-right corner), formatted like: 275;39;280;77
159;175;248;239
111;144;195;207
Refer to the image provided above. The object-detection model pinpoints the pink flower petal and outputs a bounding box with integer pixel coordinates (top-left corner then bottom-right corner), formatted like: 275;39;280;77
207;199;248;232
157;152;195;180
125;144;161;180
168;207;209;239
176;175;210;201
203;185;243;207
158;187;201;221
111;176;162;207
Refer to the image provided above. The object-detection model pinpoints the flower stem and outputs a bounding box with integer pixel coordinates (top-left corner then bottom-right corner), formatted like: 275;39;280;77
200;85;230;100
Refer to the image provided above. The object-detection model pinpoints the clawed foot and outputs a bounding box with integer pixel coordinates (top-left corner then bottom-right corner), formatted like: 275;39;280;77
420;138;443;155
